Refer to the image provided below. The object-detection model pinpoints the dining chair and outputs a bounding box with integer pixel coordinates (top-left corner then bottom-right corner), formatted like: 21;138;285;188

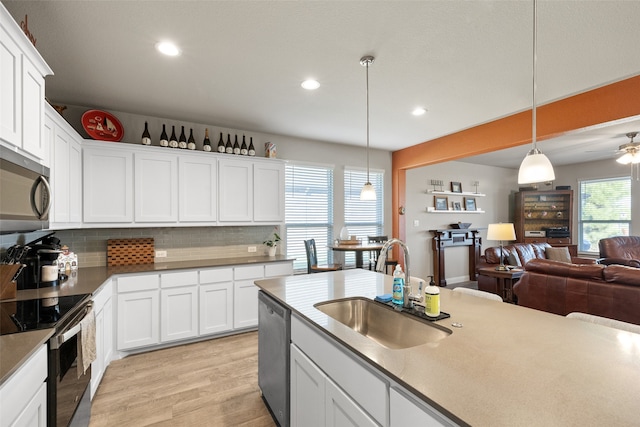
304;239;342;274
367;235;398;274
566;312;640;334
452;287;503;302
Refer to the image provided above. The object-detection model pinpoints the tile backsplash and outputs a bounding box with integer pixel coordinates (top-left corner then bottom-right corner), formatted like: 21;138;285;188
1;226;279;267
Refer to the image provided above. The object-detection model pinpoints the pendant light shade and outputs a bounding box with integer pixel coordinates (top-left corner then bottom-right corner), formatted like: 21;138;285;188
517;0;555;185
360;55;376;201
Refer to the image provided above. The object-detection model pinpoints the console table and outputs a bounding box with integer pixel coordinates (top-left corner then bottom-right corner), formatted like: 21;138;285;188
430;229;481;286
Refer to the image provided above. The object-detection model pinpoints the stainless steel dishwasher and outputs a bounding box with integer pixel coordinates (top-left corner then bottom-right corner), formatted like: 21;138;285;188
258;290;290;427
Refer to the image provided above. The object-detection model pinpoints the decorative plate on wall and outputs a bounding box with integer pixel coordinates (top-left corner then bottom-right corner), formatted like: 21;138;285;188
81;109;124;141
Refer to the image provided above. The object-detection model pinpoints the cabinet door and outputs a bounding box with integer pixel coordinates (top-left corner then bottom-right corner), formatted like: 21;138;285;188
233;280;259;329
10;382;47;427
326;378;378;427
253;162;284;222
68;139;82;223
291;344;326;427
21;57;46;160
178;156;217;222
103;297;113;367
91;306;105;400
0;26;21;148
83;146;133;223
134;152;178;222
199;282;233;335
390;387;453;427
117;290;159;350
219;158;252;222
51;126;71;223
160;286;198;342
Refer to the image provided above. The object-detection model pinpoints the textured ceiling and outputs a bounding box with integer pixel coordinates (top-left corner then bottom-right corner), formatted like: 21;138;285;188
4;0;640;167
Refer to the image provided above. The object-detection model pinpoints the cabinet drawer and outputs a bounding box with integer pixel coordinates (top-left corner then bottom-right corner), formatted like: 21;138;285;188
200;268;233;284
160;270;198;288
547;237;571;244
265;262;293;278
523;237;547;244
234;265;264;280
117;274;159;292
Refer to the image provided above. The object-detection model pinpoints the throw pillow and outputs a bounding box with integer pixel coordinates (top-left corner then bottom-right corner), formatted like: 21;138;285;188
508;252;522;267
545;247;571;263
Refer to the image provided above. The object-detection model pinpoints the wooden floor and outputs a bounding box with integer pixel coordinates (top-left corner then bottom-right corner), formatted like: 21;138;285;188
89;331;276;427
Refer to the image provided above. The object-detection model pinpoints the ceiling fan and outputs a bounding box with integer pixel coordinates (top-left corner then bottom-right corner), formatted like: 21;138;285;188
616;132;640;164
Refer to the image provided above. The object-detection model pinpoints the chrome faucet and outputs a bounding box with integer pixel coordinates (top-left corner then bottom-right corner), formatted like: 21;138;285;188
375;238;415;308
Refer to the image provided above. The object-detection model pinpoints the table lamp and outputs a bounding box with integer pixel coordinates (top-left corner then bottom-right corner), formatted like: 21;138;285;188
487;223;516;271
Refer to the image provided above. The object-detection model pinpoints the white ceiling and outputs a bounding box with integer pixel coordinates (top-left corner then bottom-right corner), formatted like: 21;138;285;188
4;0;640;167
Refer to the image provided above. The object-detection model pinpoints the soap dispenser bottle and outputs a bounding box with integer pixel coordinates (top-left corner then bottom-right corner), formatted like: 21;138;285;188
424;275;440;317
392;265;405;305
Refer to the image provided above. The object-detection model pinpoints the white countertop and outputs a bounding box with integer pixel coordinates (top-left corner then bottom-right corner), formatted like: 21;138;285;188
255;269;640;426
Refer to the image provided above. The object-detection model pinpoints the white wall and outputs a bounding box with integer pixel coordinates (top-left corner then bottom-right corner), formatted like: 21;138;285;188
405;161;518;283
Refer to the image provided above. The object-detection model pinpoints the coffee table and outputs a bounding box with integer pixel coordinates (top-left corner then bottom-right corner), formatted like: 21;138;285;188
477;267;524;303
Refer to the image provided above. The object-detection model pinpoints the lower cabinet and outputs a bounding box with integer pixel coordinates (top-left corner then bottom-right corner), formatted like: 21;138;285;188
390;388;455;426
117;289;160;350
92;280;113;399
161;285;198;342
0;344;48;427
200;282;233;335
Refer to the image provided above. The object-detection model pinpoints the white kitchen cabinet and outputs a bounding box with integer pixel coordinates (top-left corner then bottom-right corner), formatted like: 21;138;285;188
0;5;52;161
291;344;326;427
253;161;285;222
134;152;178;222
91;280;113;399
0;344;48;427
219;158;253;222
83;142;134;223
326;377;379;427
390;387;453;427
178;155;217;222
199;267;234;335
161;286;198;342
47;104;83;228
233;265;264;329
117;286;159;350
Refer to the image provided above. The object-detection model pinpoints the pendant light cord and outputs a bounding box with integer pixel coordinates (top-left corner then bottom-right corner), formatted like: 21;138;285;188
365;59;371;183
532;0;537;150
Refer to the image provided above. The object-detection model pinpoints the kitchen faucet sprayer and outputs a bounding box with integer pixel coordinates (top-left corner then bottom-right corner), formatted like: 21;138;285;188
375;238;415;308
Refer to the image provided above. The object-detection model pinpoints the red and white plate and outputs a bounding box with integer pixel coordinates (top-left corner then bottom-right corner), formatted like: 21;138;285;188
81;109;124;142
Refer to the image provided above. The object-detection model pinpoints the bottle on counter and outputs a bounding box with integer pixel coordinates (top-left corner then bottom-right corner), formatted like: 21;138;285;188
225;134;233;154
233;135;241;155
424;275;440;317
178;126;187;149
169;125;178;148
187;128;196;150
141;121;151;145
240;135;248;155
160;124;169;147
202;128;212;152
248;137;256;156
392;265;405;305
217;132;225;153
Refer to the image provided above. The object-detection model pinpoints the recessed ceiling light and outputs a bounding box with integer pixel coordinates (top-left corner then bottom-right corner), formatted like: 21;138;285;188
155;41;181;57
301;79;320;90
412;107;427;116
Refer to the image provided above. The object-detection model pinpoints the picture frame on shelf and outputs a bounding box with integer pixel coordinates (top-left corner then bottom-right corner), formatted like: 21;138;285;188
453;202;462;211
451;181;462;193
464;197;477;211
435;196;449;211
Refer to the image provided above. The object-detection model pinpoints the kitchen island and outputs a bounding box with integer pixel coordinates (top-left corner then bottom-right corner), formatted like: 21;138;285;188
255;269;640;426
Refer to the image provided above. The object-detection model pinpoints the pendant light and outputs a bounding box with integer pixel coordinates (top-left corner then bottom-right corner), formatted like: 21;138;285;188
360;55;376;201
518;0;555;185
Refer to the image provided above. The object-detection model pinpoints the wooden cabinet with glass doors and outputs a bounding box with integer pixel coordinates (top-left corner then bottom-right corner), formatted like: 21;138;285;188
514;190;574;249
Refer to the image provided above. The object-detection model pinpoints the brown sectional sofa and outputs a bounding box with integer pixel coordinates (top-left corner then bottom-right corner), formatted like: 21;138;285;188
513;258;640;325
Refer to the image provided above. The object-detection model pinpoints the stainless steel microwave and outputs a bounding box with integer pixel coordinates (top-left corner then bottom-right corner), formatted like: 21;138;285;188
0;146;51;234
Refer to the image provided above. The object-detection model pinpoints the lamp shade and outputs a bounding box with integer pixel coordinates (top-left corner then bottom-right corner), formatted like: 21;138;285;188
360;182;377;200
518;149;555;184
616;151;640;164
487;223;516;242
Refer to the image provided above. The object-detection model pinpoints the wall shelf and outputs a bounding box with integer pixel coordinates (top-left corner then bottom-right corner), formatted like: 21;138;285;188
427;190;486;197
426;207;485;214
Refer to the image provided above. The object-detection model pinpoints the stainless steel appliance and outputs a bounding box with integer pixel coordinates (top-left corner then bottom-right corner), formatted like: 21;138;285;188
0;294;93;427
3;233;65;290
258;291;290;426
0;146;51;234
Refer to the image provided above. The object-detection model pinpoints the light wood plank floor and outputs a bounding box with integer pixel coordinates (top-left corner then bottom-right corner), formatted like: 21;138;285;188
89;331;276;427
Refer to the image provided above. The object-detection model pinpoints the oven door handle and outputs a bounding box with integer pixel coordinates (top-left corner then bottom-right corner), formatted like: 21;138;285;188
50;301;93;350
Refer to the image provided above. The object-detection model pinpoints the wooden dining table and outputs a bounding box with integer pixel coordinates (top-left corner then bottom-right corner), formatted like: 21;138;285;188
328;241;384;269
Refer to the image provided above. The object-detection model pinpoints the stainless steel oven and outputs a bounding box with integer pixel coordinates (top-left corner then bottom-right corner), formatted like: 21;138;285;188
0;146;51;234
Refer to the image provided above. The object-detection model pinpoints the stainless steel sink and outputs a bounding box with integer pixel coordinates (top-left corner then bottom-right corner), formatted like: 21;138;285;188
314;297;451;349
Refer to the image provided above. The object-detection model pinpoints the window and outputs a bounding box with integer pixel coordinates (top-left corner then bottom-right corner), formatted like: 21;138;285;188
343;168;384;267
579;177;631;252
285;162;334;273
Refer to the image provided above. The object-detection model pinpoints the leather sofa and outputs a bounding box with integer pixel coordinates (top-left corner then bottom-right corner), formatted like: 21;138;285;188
598;236;640;268
513;258;640;325
476;242;592;295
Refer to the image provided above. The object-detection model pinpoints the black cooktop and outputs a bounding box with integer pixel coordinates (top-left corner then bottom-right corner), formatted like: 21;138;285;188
0;294;90;336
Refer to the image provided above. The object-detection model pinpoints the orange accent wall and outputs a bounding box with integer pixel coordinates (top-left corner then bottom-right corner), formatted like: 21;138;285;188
391;75;640;241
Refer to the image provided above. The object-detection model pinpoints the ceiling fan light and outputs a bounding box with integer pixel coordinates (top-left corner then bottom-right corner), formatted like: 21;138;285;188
518;148;555;184
616;152;633;164
360;182;377;200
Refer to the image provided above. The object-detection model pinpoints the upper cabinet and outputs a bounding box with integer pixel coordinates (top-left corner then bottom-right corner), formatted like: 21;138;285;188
0;4;53;162
83;140;284;227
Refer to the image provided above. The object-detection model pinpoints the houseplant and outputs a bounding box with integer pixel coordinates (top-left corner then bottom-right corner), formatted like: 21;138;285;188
263;232;281;256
